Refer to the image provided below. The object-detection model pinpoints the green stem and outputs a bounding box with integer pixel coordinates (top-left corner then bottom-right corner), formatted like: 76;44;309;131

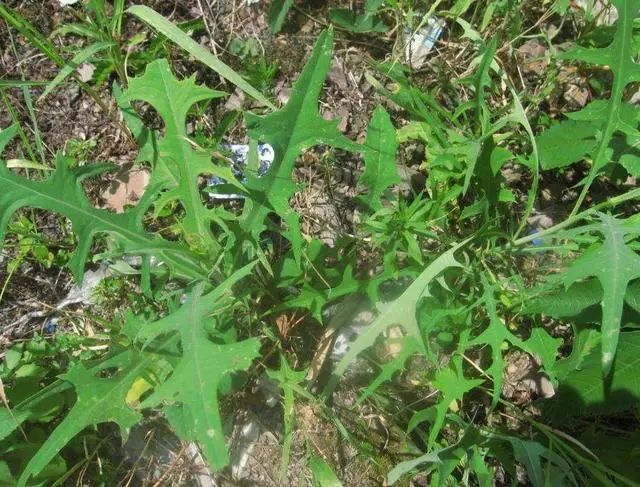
512;187;640;247
567;1;633;218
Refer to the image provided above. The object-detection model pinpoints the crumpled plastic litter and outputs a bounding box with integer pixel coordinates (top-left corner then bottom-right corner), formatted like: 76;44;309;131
230;419;261;480
208;143;274;200
43;317;58;334
56;266;110;310
404;16;446;69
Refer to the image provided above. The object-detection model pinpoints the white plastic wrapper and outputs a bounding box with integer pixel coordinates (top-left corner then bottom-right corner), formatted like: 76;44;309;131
405;16;446;69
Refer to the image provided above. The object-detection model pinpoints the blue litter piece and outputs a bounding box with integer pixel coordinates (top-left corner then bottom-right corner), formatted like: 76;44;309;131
44;317;58;334
528;228;544;248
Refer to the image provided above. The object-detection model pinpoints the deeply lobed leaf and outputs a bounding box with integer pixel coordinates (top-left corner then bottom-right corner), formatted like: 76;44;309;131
136;264;260;469
124;59;227;252
241;28;359;264
0;144;207;283
564;214;640;375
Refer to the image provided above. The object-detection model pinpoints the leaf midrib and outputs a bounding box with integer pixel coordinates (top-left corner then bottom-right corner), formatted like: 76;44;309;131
3;173;207;281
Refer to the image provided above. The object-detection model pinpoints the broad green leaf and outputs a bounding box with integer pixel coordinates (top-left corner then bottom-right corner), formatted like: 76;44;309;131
564;214;640;375
138;267;261;470
358;105;400;211
325;241;466;396
0;124;19;153
536;119;599;170
0;152;207;283
17;351;146;486
524;280;603;320
309;456;343;487
267;356;307;478
127;5;275;109
39;41;114;101
241;28;358;264
268;0;294;34
124;59;228;248
553;325;601;381
543;331;640;422
525;328;563;374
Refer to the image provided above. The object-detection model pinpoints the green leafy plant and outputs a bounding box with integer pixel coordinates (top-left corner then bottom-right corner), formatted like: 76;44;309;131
330;0;389;33
269;0;295;34
3;2;640;485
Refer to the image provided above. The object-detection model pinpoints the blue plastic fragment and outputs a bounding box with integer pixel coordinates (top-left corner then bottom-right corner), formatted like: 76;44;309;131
44;317;58;334
528;228;544;248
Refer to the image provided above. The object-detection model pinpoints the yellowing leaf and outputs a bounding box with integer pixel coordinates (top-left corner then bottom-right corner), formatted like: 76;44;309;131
125;377;152;407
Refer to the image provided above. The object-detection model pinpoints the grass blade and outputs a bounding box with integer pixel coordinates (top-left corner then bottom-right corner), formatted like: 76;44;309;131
127;5;275;110
39;41;114;101
0;80;51;87
0;5;64;65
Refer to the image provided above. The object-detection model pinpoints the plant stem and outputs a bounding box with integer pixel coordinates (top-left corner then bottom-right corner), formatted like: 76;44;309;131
512;187;640;247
